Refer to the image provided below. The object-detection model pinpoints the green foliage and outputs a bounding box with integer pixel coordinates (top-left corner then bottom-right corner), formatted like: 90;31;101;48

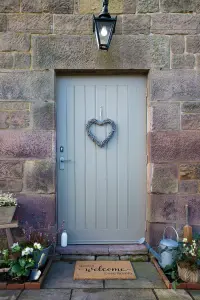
163;263;181;289
0;249;11;268
9;257;35;278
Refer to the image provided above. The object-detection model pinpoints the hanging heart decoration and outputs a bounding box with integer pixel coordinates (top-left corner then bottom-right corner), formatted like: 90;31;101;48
86;118;116;148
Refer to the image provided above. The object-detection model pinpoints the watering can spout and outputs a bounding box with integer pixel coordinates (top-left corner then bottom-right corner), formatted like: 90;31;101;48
139;237;161;262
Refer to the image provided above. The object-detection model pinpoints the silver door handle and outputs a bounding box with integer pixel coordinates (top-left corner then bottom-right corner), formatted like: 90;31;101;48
60;157;72;170
60;157;71;163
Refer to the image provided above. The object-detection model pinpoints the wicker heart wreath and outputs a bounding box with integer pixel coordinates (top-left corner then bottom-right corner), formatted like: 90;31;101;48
86;118;116;148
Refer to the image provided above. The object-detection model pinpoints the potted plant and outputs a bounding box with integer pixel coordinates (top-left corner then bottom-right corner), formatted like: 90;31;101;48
9;243;35;281
22;226;55;268
0;192;17;224
176;238;200;283
0;243;35;284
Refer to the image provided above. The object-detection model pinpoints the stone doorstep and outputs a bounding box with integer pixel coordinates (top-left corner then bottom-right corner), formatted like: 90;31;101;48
56;244;147;256
59;255;149;262
56;244;148;262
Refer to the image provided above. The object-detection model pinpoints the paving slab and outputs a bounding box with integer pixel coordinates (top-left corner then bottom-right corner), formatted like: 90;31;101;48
43;261;103;289
0;290;21;300
105;262;165;289
71;289;156;300
154;289;192;300
109;245;147;255
189;291;200;300
19;289;71;300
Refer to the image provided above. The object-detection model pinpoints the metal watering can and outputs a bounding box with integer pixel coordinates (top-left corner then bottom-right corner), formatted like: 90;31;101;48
138;226;179;269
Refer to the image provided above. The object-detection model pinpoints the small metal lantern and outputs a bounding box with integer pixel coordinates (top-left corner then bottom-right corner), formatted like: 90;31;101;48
93;0;117;51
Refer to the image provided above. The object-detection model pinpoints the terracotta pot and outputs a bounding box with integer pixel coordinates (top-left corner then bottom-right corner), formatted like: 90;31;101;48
0;206;16;224
178;263;200;283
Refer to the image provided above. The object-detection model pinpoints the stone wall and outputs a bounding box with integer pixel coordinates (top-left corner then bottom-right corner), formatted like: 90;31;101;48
1;0;200;245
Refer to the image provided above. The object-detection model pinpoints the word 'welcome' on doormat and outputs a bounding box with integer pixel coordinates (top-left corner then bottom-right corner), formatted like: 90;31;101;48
74;261;136;280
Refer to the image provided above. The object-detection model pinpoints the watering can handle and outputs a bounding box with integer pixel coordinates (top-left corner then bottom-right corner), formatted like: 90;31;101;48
163;226;179;242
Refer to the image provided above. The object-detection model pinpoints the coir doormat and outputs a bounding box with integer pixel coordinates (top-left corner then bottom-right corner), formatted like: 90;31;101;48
74;261;136;280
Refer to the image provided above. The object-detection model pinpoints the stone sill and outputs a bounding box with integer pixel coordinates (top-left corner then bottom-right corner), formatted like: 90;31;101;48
56;244;148;256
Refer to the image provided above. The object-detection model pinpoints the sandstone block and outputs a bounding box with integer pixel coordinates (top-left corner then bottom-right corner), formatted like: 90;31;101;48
147;194;177;223
21;0;74;13
196;54;200;68
122;15;151;35
160;0;196;12
62;255;95;261
0;131;52;158
0;0;19;12
33;102;55;130
180;164;200;180
8;179;23;192
54;15;92;34
0;33;30;51
0;111;9;128
150;35;170;69
151;14;200;35
171;54;195;69
148;131;200;162
15;194;56;227
96;256;119;261
177;195;200;225
7;14;52;33
171;36;185;54
0;15;7;32
0;161;23;178
9;111;30;128
79;0;123;14
0;71;54;100
0;180;7;191
187;36;200;54
14;53;31;69
179;180;198;194
181;102;200;113
120;255;148;262
32;35;169;70
123;0;136;13
109;245;147;255
0;102;29;111
148;164;178;194
24;160;55;193
182;113;200;130
0;53;13;69
123;35;170;69
146;222;176;246
149;103;180;131
137;0;159;13
150;70;200;101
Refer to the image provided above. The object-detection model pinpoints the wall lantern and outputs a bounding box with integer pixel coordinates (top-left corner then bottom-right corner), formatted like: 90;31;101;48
93;0;117;51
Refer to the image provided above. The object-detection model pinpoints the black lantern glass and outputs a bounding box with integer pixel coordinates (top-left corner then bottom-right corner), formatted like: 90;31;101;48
93;1;117;50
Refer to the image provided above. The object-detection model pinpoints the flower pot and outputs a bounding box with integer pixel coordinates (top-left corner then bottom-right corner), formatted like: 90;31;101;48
178;263;200;283
0;206;16;224
33;245;52;268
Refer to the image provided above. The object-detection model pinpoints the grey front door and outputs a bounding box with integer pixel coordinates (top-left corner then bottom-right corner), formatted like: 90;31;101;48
57;76;147;244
